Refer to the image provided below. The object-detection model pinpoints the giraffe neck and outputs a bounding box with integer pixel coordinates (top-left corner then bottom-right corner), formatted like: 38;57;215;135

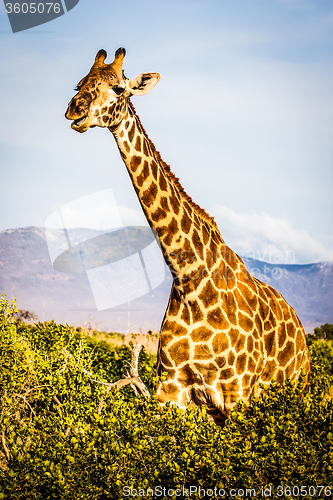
109;102;224;297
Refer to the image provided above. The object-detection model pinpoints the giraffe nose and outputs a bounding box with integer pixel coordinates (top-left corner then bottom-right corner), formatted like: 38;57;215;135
65;96;89;120
76;97;86;107
65;103;73;120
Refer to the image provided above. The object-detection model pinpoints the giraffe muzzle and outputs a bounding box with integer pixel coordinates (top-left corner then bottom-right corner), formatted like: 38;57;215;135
65;107;89;132
65;96;91;132
71;115;89;131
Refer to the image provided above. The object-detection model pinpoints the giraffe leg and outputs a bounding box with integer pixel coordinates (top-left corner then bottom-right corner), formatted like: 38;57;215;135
211;414;227;427
191;384;228;427
157;379;228;427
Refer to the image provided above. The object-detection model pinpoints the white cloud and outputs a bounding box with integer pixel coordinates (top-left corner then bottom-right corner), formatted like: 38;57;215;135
211;205;333;264
60;190;122;230
117;206;148;227
46;192;148;231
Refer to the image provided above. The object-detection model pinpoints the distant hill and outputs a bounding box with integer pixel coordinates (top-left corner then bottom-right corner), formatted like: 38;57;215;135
0;226;332;333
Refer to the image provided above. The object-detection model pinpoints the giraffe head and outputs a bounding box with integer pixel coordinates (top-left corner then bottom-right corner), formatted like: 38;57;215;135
65;48;160;133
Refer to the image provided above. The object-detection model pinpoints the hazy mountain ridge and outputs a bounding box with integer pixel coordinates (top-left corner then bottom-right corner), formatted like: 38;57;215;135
0;226;332;333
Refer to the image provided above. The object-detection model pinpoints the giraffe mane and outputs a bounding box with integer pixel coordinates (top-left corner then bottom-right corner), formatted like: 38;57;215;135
128;99;217;229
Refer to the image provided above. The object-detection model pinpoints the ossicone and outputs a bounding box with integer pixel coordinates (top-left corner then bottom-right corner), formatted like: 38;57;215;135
95;49;107;65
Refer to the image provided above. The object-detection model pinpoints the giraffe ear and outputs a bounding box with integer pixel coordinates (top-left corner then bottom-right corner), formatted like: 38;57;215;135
128;73;160;95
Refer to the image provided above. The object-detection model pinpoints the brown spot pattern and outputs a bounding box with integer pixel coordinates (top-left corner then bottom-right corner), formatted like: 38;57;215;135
278;323;287;347
235;334;246;353
215;356;227;368
128;122;135;142
181;210;191;234
238;312;253;332
192;229;203;256
234;289;252;316
264;331;275;356
194;344;212;360
160;333;174;348
236;353;247;374
212;333;229;354
180;306;191;325
136;160;150;187
169;297;181;316
199;281;219;308
188;300;204;323
207;308;229;330
247;336;254;353
169;194;180;215
191;326;213;342
159;172;168;191
224;293;237;325
277;340;294;367
169;217;179;235
194;363;217;385
143;139;149;156
163;320;187;337
160;196;169;211
229;328;239;347
228;351;235;366
135;135;141;152
142;181;158;207
212;268;227;290
281;302;291;321
202;225;210;244
150;160;158;180
160;350;173;367
130;155;141;172
220;367;234;380
169;339;190;364
287;322;296;337
152;207;167;222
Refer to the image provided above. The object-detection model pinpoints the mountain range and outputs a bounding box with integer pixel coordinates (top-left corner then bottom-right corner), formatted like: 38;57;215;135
0;226;332;334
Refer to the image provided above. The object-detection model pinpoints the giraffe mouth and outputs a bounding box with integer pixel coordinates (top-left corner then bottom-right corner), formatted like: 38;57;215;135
71;115;89;131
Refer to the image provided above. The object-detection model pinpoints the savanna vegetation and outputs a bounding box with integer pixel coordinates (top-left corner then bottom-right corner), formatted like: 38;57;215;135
0;294;332;499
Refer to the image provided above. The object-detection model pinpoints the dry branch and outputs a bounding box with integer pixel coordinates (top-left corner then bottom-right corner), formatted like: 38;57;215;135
89;344;150;413
1;431;10;462
14;393;36;418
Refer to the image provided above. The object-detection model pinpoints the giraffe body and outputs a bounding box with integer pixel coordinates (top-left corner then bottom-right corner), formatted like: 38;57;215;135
65;48;310;425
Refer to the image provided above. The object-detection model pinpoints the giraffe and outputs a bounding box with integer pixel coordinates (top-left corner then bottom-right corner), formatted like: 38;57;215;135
65;48;310;426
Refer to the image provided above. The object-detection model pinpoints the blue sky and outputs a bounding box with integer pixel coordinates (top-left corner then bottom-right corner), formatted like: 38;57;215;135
0;0;332;264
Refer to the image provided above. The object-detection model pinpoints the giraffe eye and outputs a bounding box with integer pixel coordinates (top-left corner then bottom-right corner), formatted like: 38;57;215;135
112;86;125;96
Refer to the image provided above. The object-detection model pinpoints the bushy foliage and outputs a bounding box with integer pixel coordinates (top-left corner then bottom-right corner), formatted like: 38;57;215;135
307;323;333;343
0;295;332;499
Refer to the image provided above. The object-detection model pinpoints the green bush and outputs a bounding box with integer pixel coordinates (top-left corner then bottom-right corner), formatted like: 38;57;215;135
0;295;332;499
308;323;333;342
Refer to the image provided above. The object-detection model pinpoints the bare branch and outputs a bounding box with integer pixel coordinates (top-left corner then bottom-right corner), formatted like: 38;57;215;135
14;394;36;418
24;384;51;396
93;344;151;413
113;343;151;398
130;343;142;378
52;395;62;406
1;432;10;462
98;386;112;414
82;368;94;377
124;369;139;397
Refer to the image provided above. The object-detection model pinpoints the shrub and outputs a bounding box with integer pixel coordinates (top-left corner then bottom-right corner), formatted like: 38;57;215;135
307;323;333;343
0;295;332;499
